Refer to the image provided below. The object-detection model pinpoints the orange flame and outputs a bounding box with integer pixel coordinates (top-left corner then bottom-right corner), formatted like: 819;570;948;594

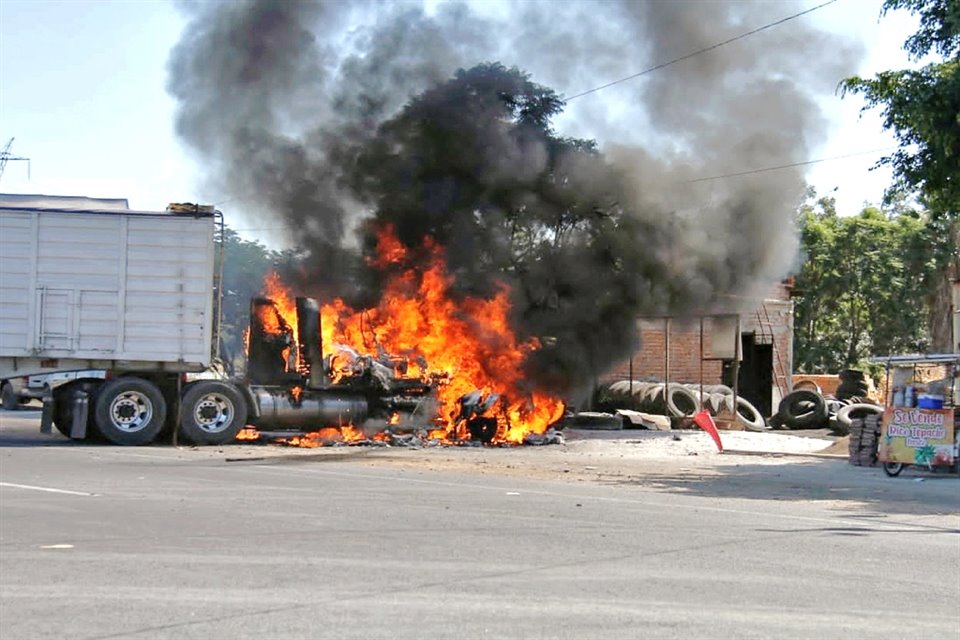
259;272;300;373
321;225;565;444
258;225;565;446
235;427;260;441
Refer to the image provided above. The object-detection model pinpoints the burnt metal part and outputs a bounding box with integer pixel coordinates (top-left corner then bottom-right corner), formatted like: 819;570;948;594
467;416;498;443
296;297;326;388
247;297;297;386
252;387;368;429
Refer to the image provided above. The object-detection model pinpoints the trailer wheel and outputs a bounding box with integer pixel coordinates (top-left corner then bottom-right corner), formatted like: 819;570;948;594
93;377;166;445
1;382;19;411
178;381;248;445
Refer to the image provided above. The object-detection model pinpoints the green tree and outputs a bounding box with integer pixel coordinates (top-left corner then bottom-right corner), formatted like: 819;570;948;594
841;0;959;351
793;194;935;372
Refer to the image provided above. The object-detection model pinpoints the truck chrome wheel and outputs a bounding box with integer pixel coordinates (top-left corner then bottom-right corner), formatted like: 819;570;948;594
93;377;166;445
179;381;248;445
108;390;154;432
192;392;235;433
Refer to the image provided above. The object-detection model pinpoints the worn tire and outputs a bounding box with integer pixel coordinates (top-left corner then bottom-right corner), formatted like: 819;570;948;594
836;381;869;400
93;377;166;446
732;397;767;431
777;389;827;429
665;385;699;417
1;382;19;411
178;381;248;445
836;403;883;430
838;369;866;383
793;379;822;394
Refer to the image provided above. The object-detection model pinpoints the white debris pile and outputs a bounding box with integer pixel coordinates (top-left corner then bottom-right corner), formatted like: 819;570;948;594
562;429;835;459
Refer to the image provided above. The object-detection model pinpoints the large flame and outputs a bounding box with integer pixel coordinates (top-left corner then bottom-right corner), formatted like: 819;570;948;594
263;226;565;444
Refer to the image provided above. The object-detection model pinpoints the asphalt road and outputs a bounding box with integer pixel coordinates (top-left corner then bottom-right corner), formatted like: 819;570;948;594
1;409;958;640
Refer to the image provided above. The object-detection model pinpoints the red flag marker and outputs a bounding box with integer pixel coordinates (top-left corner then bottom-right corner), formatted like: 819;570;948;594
693;410;723;452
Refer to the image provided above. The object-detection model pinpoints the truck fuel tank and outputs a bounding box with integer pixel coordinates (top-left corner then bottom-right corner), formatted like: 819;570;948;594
251;387;368;430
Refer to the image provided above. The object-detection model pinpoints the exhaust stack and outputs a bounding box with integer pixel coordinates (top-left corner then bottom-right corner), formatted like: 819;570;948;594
296;297;327;388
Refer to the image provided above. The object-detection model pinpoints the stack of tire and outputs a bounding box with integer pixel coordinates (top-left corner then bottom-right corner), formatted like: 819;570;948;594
601;380;767;431
836;369;870;401
772;369;882;435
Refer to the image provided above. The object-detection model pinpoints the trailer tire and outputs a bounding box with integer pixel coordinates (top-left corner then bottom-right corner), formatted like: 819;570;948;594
178;381;248;445
1;382;19;411
93;377;166;446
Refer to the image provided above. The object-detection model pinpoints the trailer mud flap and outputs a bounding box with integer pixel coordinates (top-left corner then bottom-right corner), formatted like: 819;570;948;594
40;395;54;434
70;392;89;439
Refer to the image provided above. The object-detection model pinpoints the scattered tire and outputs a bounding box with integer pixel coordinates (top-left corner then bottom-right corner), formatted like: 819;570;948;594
178;380;248;445
568;412;623;430
838;369;866;383
706;392;727;415
793;379;822;394
703;384;733;396
777;389;827;429
665;385;699;417
1;382;19;411
93;377;166;446
836;403;883;430
732;396;767;431
836;381;869;400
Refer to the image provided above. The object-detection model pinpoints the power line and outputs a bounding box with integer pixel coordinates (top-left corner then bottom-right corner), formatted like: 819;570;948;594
220;147;896;233
684;147;896;183
565;0;839;101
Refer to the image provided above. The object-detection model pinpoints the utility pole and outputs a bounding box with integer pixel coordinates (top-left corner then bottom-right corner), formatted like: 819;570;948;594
0;138;31;182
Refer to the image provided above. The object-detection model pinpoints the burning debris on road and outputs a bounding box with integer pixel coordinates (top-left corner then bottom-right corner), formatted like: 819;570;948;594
234;425;565;449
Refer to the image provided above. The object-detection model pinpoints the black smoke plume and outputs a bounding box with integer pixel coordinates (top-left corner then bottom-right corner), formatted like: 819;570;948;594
168;0;862;396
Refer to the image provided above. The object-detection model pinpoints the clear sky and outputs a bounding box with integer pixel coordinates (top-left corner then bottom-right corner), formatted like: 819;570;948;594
0;0;922;243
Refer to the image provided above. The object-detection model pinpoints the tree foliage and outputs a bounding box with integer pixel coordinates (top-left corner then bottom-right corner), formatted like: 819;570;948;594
215;226;279;372
841;0;959;207
793;193;936;372
840;0;959;351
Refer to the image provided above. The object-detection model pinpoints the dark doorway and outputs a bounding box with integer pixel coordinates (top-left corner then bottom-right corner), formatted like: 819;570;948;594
722;333;774;417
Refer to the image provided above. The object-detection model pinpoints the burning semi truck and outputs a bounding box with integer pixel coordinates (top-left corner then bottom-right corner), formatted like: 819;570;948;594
0;196;564;446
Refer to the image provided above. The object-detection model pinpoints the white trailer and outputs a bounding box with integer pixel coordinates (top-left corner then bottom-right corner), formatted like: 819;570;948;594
0;196;224;444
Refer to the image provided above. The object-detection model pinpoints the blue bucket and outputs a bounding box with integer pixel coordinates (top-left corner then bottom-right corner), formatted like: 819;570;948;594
917;395;944;409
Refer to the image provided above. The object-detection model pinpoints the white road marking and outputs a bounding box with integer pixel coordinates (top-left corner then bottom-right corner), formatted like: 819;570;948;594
39;544;74;549
0;482;97;496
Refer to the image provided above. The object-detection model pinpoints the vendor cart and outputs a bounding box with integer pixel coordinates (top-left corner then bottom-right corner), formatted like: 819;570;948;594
868;354;960;478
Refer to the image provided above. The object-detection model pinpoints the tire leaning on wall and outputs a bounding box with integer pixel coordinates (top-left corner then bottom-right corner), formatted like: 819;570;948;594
729;395;767;431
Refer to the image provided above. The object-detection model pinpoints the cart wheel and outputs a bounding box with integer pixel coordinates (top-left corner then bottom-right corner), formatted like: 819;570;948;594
883;462;906;477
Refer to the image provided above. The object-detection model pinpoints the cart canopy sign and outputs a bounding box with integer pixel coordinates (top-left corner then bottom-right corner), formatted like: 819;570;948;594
879;408;955;466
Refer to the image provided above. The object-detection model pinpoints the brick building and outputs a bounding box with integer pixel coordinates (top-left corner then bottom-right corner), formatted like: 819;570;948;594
602;281;794;418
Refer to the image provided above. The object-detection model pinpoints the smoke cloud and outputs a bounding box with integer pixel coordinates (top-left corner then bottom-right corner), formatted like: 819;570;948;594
167;0;862;395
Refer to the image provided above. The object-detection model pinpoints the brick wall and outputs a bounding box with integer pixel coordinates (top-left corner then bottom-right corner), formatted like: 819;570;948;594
601;281;795;400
